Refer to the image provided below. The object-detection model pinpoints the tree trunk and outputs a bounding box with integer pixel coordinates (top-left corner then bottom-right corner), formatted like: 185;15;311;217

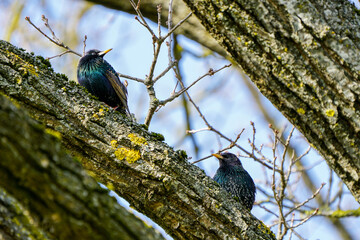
0;90;164;239
0;40;275;239
182;0;360;202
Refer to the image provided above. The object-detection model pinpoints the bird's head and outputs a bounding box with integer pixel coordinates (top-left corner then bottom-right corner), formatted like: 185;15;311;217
84;48;112;58
212;152;243;167
78;49;113;69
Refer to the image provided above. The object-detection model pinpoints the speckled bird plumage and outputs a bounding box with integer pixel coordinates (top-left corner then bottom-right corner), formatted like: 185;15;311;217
213;152;256;210
77;49;130;115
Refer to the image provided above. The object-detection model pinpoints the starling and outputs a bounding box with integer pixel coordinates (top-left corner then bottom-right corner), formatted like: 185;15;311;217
77;49;130;115
212;152;256;210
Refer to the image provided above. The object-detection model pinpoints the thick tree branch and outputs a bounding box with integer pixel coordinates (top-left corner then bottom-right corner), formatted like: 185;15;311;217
0;94;164;240
0;40;275;239
182;0;360;202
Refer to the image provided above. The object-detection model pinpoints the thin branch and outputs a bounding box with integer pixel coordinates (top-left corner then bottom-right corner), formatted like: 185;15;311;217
290;208;319;229
258;204;280;218
250;121;256;156
47;50;72;60
25;16;81;57
187;127;211;135
288;213;295;240
191;129;244;164
118;73;145;83
83;35;87;56
42;14;59;42
153;61;177;82
159;64;231;106
161;12;193;42
157;4;162;37
191;154;213;165
129;0;157;39
285;183;325;218
166;0;174;62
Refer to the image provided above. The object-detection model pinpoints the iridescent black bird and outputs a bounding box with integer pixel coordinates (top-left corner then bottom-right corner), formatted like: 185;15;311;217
77;49;130;115
212;152;256;210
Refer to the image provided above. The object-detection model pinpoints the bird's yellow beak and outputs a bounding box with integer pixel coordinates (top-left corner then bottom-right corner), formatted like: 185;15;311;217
212;153;223;159
99;48;113;56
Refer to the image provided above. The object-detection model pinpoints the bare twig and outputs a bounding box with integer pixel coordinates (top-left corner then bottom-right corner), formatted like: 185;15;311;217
257;204;279;218
290;208;319;229
127;1;194;127
118;73;145;83
285;183;325;218
167;0;174;63
288;213;295;240
159;64;231;107
161;12;192;42
129;0;157;39
153;61;177;82
25;15;81;57
187;127;210;135
127;2;207;127
191;129;245;164
47;50;72;60
83;35;87;56
157;4;162;37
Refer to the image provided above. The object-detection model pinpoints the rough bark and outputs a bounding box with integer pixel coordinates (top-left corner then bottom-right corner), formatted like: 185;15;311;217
0;94;164;239
182;0;360;202
0;40;275;239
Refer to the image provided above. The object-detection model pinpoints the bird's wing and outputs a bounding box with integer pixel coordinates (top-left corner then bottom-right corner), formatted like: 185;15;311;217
105;70;131;116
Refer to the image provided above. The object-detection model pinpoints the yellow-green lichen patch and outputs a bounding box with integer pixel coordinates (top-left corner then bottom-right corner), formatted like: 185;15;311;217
92;113;99;120
114;148;141;163
297;108;306;115
45;128;62;140
331;208;360;217
110;140;118;148
6;50;39;77
106;182;115;191
257;222;275;237
305;208;360;218
128;133;148;146
325;109;335;117
92;108;105;120
16;76;22;85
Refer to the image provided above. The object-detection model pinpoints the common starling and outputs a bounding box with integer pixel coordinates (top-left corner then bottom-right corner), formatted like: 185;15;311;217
77;49;130;115
212;152;256;210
